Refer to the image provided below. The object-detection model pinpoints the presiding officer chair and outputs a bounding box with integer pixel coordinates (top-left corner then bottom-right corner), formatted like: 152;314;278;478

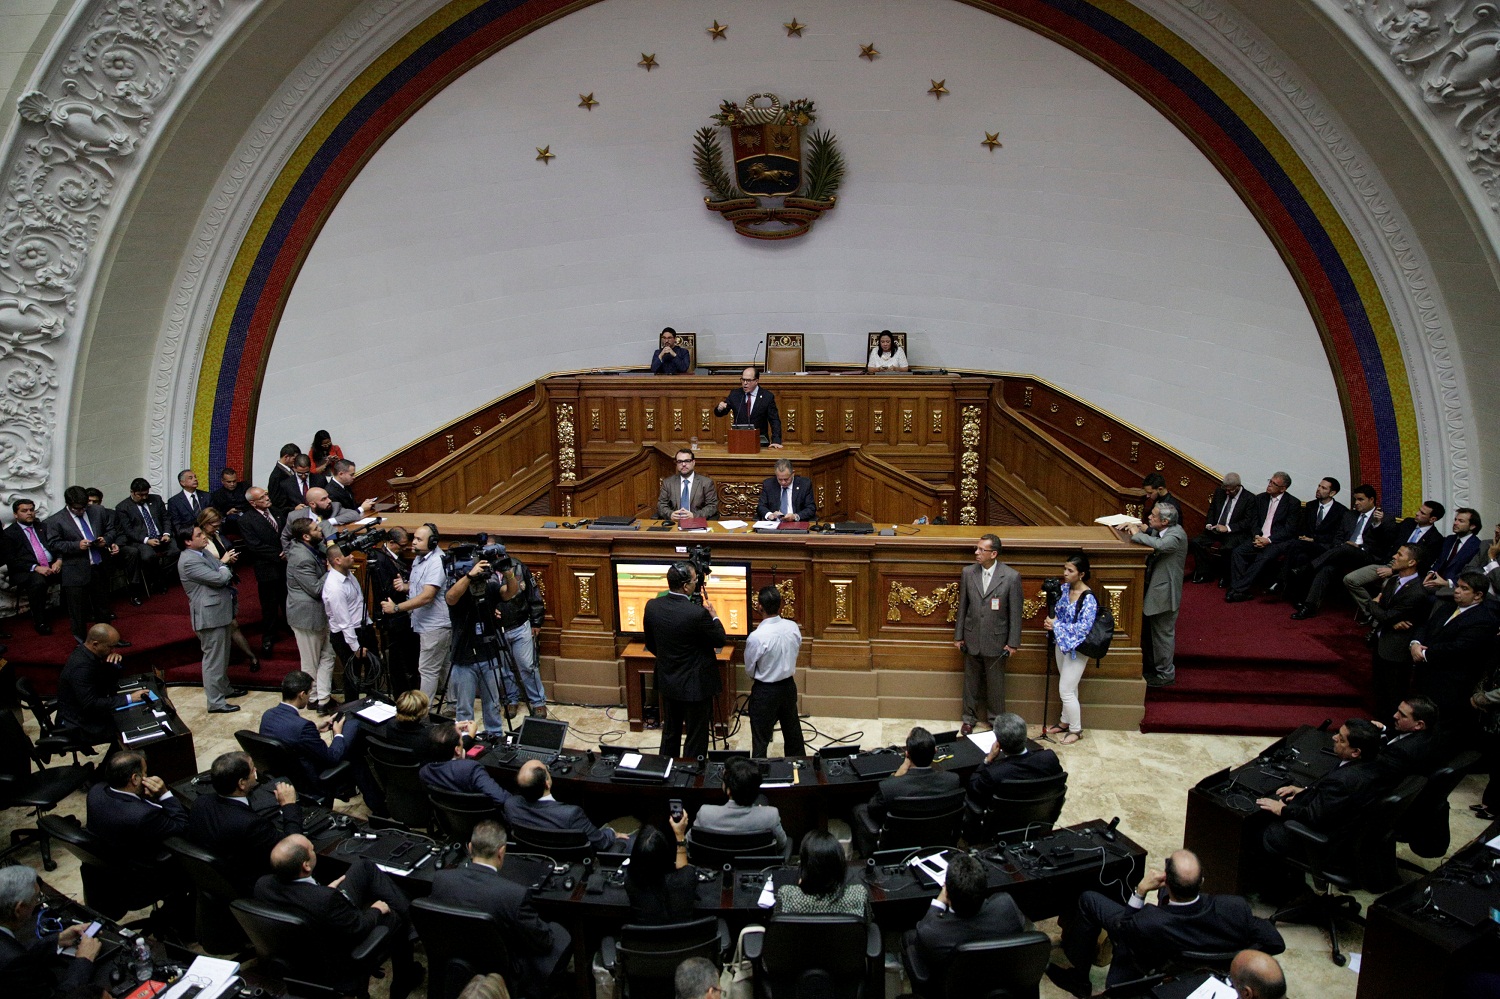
764;333;804;373
902;930;1052;999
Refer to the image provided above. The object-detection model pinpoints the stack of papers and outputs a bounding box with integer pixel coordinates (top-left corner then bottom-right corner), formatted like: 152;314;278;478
161;956;241;999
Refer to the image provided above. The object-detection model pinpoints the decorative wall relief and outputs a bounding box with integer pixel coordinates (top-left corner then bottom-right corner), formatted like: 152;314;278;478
886;580;958;622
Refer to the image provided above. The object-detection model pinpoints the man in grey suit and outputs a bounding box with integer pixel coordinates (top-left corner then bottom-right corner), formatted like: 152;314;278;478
953;534;1023;735
286;518;339;714
1120;503;1188;687
689;756;790;859
177;525;244;713
656;448;719;522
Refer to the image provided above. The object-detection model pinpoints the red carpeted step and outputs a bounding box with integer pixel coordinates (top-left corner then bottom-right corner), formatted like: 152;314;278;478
1141;699;1370;736
1147;666;1363;703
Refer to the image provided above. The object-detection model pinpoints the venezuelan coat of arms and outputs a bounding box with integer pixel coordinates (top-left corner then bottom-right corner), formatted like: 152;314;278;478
693;93;845;240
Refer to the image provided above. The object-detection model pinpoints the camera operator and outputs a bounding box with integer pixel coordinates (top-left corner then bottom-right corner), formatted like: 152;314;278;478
368;527;418;693
488;545;548;718
444;553;518;732
323;541;377;702
643;561;726;759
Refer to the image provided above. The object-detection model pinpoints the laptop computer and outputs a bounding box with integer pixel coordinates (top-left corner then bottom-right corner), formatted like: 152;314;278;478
513;717;569;765
851;753;903;781
756;759;795;783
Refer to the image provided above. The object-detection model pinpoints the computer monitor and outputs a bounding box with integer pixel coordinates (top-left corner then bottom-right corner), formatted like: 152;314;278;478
612;558;753;637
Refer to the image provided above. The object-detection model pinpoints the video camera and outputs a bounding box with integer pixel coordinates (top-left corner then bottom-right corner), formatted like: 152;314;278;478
328;526;392;556
448;531;515;581
685;544;713;604
1040;576;1064;611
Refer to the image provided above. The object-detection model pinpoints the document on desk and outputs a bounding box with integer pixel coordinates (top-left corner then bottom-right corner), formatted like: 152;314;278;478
1184;977;1237;999
1094;514;1143;527
1486;831;1500;853
966;730;997;755
910;853;949;887
356;701;398;724
719;519;749;530
161;956;241;999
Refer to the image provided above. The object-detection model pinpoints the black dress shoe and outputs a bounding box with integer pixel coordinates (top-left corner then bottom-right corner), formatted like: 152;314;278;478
1045;963;1091;999
1224;590;1251;603
208;704;241;714
227;687;249;698
1291;606;1318;620
101;613;117;622
316;698;339;716
35;623;52;636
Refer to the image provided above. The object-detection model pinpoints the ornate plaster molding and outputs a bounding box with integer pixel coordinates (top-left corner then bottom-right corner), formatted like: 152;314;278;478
1155;0;1470;505
0;0;256;512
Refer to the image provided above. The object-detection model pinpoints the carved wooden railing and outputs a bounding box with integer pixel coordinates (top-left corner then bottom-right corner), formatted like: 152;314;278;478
384;396;553;515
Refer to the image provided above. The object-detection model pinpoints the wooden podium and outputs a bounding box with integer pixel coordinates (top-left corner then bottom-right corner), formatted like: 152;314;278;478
622;641;736;738
727;426;761;454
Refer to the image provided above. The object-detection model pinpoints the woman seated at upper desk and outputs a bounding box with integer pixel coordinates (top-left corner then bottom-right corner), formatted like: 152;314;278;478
866;331;909;373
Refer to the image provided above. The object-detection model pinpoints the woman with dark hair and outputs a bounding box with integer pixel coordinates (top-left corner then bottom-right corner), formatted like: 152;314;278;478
774;830;868;918
195;505;260;672
1043;552;1097;744
308;429;344;475
624;811;698;923
865;331;909;373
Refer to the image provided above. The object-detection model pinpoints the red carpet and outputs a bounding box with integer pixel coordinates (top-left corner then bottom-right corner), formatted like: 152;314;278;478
1140;581;1373;735
3;578;298;697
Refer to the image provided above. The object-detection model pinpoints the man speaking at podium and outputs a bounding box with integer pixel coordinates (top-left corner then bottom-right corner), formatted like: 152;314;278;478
757;459;816;522
714;367;783;447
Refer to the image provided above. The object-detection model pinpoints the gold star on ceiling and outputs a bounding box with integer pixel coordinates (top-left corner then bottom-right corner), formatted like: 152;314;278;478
707;20;728;40
578;93;598;110
859;43;880;61
535;146;555;163
638;53;658;71
784;19;806;37
982;131;1002;151
928;79;949;100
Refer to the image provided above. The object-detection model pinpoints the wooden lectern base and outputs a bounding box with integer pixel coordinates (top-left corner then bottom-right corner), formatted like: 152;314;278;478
727;427;761;454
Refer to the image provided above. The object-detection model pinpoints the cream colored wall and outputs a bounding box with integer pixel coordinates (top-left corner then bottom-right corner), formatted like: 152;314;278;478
0;0;72;152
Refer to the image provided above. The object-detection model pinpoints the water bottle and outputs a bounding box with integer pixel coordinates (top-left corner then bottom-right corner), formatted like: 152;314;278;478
689;436;699;452
130;933;154;983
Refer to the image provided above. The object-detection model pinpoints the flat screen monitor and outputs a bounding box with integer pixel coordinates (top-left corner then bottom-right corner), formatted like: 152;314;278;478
612;558;752;637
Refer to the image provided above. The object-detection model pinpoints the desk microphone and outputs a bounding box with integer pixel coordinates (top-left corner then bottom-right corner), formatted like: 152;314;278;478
752;338;765;372
1101;816;1120;842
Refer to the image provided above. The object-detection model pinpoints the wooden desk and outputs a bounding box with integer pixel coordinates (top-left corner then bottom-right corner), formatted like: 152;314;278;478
620;641;735;737
115;675;197;784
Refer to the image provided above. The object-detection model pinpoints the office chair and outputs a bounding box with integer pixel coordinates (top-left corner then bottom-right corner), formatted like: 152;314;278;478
686;827;783;868
364;737;431;830
162;836;249;955
508;823;595;863
409;898;522;999
0;710;92;872
964;772;1068;845
231;897;391;998
600;916;730;999
38;814;172;920
1397;750;1480;861
902;930;1051;999
427;787;505;845
234;729;352;807
13;677;100;764
874;788;966;853
744;914;883;999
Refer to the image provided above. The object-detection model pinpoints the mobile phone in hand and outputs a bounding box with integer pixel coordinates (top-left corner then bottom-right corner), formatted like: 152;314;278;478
669;799;684;821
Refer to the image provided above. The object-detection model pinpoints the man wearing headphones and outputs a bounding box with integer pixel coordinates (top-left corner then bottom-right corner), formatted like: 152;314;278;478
382;524;451;700
643;562;726;759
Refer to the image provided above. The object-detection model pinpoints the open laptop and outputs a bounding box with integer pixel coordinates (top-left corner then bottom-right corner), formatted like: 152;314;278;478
513;717;569;765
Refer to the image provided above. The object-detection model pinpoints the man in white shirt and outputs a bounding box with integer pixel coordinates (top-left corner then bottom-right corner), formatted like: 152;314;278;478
743;585;804;757
323;541;374;701
382;523;451;699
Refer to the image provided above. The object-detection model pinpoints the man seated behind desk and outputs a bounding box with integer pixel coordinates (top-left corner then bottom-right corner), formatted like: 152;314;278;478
85;750;187;855
853;727;961;857
428;820;571;996
1255;718;1389;860
1374;695;1446;777
185;751;303;894
508;760;630;853
57;623;145;745
689;757;790;859
0;865;101;999
259;670;352;793
1049;849;1284;997
755;458;815;522
650;327;689;374
905;851;1026;974
417;722;511;807
966;711;1063;811
657;448;719;522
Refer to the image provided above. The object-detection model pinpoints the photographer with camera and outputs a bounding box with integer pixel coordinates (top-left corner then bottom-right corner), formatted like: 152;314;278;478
443;543;535;731
643;560;726;759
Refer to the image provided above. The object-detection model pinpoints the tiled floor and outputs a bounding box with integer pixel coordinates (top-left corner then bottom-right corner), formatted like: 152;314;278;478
8;692;1486;998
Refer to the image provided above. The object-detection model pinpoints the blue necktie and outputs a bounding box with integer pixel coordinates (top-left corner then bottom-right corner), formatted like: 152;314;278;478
140;503;159;537
78;513;101;565
680;478;691;512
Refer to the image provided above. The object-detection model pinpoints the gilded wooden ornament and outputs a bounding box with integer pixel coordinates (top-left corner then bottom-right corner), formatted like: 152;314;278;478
555;403;578;481
618;408;628;432
672;408;683;432
645;407;655;432
873;409;883;434
982;131;1002;151
831;580;852;623
843;409;854;433
775;578;797;619
814;409;825;432
930;409;941;433
928;80;949;100
638;53;658;71
784;19;806;37
397;491;409;513
1022;591;1049;619
887;580;958;622
590;409;600;431
575;572;594;614
578;93;598;110
717;482;760;520
1023;385;1033;407
1103;584;1125;625
535;146;555;163
785;409;796;433
701;410;711;432
445;434;454;453
1130;441;1139;463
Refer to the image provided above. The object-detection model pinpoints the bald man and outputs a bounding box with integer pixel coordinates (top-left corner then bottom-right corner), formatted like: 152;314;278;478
1049;849;1283;997
57;623;145;745
255;834;423;998
503;760;630;854
1230;950;1286;999
278;486;373;552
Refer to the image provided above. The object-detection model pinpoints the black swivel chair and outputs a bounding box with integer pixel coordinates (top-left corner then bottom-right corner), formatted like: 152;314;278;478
1397;750;1480;862
364;737;431;830
234;729;352;806
162;836;249;955
600;916;730;999
410;898;522;999
1269;774;1425;965
38;814;172;920
14;676;100;764
427;787;505;845
964;772;1068;845
0;709;92;872
745;915;883;999
902;930;1052;999
509;823;596;863
686;828;784;868
875;789;966;853
231;897;391;998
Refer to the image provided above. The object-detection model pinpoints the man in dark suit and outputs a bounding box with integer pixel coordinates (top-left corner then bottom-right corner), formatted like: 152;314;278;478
1343;500;1447;619
1361;545;1434;720
853;727;962;856
656;449;719;522
275;454;327;513
165;469;212;534
4;498;61;635
1188;473;1256;583
367;528;418;694
966;712;1063;812
1423;507;1484;594
642;562;726;759
904;851;1025;980
1290;483;1392;618
239;487;287;655
1376;696;1446;777
56;624;144;745
712;366;783;446
953;534;1023;734
185;751;302;894
1257;719;1389;856
0;864;101;996
1050;849;1283;996
85;751;188;855
259;670;352;794
44;485;120;643
417;723;512;806
1271;477;1348;598
324;459;360;511
428;820;571;995
113;478;178;595
756;458;816;522
266;443;301;515
506;760;629;853
208;467;249;525
254;835;423;999
1224;472;1302;600
1409;571;1499;739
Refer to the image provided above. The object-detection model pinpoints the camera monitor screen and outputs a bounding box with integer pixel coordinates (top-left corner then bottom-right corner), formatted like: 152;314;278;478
613;559;752;637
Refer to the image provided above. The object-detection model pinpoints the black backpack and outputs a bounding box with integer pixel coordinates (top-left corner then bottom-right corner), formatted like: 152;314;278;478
1077;592;1115;662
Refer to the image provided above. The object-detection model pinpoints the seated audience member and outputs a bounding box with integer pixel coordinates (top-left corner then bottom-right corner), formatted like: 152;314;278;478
755;458;816;523
966;711;1063;812
906;852;1025;971
361;689;438;754
258;670;351;792
1050;849;1283;997
113;478;178;594
417;723;511;807
651;327;690;374
85;751;187;854
0;865;101;996
1290;483;1390;618
255;835;423;999
657;449;719;523
624;815;698;924
866;330;909;372
4;498;63;636
429;820;570;996
507;760;629;853
1224;473;1301;600
774;830;869;919
56;623;144;745
1343;500;1447;615
209;466;249;524
689;757;789;858
675;957;720;999
1188;473;1254;583
1364;544;1433;721
1409;571;1499;737
1424;508;1483;595
185;751;302;893
1256;719;1388;859
853;726;961;856
1376;696;1446;777
1230;950;1286;999
1272;476;1348;597
165;469;211;534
